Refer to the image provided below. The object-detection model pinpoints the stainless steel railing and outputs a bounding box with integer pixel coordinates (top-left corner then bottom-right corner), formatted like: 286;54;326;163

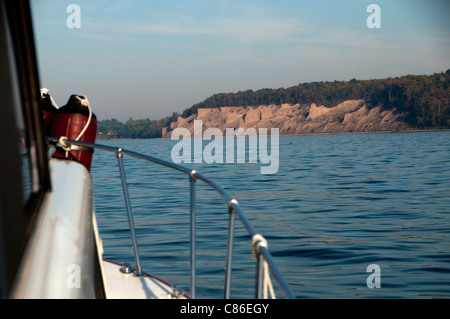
47;136;294;299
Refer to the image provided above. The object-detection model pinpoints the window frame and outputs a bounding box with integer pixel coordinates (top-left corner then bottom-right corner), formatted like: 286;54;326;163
0;0;51;297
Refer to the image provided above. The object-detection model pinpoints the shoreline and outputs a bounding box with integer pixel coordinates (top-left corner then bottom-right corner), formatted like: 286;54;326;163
97;128;450;141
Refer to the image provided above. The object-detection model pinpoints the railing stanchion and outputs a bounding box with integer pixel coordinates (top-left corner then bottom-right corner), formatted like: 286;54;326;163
224;199;238;299
189;171;197;299
116;148;143;276
255;253;264;299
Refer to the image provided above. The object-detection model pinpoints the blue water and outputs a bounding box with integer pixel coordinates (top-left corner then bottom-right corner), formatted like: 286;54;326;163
91;131;450;299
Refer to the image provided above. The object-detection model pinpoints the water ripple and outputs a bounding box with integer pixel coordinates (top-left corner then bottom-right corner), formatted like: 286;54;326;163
92;131;450;298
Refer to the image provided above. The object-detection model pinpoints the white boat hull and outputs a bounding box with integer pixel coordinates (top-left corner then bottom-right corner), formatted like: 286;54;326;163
12;159;97;298
12;158;187;299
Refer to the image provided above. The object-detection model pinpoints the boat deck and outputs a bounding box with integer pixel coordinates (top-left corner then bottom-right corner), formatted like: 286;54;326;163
101;259;187;299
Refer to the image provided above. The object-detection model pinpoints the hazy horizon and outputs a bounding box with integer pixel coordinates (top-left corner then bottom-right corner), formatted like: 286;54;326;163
31;0;450;122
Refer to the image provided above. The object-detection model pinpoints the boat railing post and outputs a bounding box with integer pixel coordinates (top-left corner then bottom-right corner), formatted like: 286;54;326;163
116;148;143;276
252;235;265;299
255;253;264;299
189;170;197;299
224;199;238;299
252;234;271;299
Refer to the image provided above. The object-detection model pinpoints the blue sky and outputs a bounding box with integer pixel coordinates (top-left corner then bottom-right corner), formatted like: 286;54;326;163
31;0;449;121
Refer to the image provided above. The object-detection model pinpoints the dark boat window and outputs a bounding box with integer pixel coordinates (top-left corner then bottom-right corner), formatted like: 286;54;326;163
7;35;34;204
0;0;51;297
0;2;34;208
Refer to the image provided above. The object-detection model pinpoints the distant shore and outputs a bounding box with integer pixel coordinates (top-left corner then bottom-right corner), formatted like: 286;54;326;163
97;127;450;141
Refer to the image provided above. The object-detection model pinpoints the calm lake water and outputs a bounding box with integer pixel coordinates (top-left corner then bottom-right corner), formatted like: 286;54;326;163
91;131;450;299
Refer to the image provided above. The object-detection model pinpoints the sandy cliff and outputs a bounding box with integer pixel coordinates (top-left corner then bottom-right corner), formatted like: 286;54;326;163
162;100;409;138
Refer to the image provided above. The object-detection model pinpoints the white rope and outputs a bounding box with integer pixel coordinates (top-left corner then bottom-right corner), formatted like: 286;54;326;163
59;136;71;157
40;88;59;109
74;95;92;141
263;257;276;299
58;136;70;150
251;234;276;299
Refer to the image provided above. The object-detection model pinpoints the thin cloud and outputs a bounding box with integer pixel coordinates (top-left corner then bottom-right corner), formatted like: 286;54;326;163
133;13;308;44
210;16;307;43
138;23;214;36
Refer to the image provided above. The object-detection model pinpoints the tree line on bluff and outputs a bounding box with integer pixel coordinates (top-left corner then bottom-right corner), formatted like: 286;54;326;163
98;70;450;139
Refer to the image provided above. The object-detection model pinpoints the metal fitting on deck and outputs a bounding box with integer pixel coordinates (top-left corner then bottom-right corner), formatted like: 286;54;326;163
119;263;133;274
228;199;238;209
190;170;197;181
